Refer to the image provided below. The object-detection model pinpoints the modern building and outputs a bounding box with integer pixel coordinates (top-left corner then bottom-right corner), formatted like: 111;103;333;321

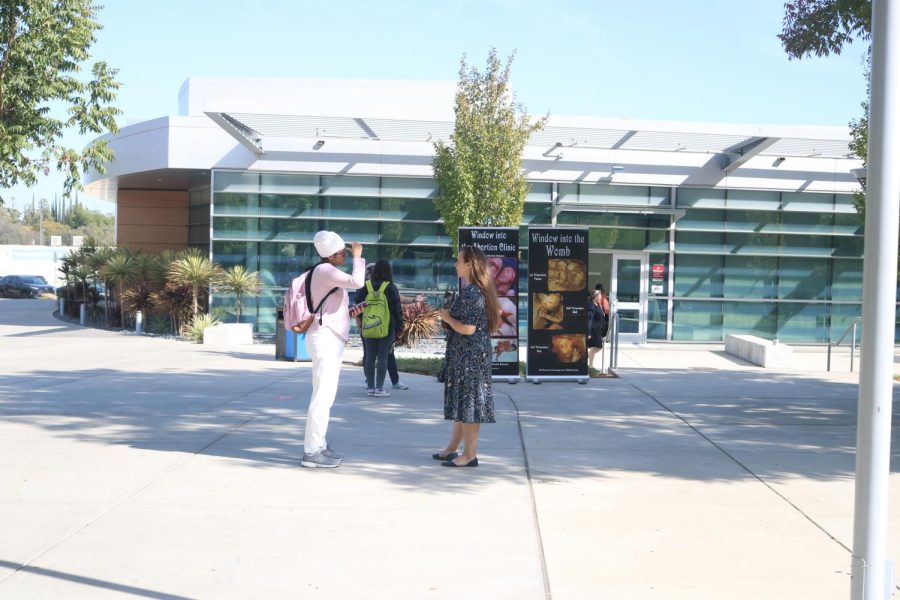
85;78;873;343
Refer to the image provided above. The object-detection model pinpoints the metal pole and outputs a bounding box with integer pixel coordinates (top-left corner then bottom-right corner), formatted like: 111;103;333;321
135;310;143;335
79;303;85;326
851;321;857;374
827;343;832;372
851;0;899;597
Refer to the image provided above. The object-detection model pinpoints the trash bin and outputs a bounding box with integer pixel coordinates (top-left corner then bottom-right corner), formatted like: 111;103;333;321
275;308;311;361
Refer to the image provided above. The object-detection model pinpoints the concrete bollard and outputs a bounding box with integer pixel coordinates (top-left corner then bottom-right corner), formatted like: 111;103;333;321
58;297;65;316
79;303;85;325
135;310;143;335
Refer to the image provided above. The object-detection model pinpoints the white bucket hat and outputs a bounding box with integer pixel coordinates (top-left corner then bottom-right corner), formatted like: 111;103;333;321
313;230;346;258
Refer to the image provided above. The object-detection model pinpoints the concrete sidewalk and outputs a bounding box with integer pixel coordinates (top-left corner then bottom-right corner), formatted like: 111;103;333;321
1;299;898;599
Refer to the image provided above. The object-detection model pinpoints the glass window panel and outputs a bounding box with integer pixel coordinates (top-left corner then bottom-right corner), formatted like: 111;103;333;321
380;177;437;198
782;191;834;213
726;210;776;233
677;208;726;231
258;173;320;195
381;197;440;221
325;220;380;243
522;203;552;224
830;303;863;343
365;245;455;291
722;301;776;338
778;212;834;234
260;194;319;217
835;193;859;214
677;187;726;209
213;171;259;193
188;225;209;245
212;241;258;272
320;175;380;197
726;232;781;255
649;187;670;206
724;256;777;299
834;213;864;235
258;218;319;242
833;236;864;257
776;303;828;342
558;183;577;203
647;298;668;340
189;204;210;225
649;253;669;296
832;259;863;301
579;184;652;206
189;188;210;206
778;232;833;257
726;189;780;211
258;242;318;288
675;230;725;254
213;217;259;240
213;192;259;215
674;255;723;298
672;300;723;341
321;196;380;219
380;222;444;245
778;257;829;300
526;182;552;203
590;228;667;251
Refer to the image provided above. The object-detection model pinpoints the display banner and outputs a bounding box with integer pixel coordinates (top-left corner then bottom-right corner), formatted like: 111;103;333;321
458;227;520;380
526;227;590;381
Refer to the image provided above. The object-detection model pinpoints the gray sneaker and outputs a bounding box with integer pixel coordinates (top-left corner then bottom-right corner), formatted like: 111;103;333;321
323;445;344;460
392;382;409;390
301;451;341;468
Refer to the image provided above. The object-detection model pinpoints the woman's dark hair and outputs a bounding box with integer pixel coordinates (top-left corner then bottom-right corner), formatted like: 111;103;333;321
595;283;606;293
372;259;393;282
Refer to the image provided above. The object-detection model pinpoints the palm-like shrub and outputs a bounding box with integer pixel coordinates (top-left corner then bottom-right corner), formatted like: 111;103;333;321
396;302;440;348
216;265;261;323
122;283;154;318
101;250;135;327
152;283;193;335
185;312;220;343
167;249;222;317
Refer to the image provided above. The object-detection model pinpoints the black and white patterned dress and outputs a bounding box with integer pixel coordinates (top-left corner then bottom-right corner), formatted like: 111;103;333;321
444;284;495;423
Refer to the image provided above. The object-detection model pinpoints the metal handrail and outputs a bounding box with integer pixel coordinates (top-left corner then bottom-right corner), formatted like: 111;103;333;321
827;317;862;372
608;312;620;372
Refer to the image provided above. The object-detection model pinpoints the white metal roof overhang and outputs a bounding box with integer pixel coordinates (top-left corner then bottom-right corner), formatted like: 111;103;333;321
205;112;857;171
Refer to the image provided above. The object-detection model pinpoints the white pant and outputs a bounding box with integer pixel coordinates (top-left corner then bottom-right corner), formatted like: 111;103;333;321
304;328;346;455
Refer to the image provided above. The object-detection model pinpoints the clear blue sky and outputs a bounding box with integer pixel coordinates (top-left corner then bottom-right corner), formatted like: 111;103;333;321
6;0;869;215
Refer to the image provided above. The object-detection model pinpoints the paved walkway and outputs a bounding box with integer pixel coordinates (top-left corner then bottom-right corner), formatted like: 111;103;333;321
0;299;898;599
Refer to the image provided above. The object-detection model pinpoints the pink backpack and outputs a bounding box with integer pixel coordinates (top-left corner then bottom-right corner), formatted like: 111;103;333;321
282;265;338;332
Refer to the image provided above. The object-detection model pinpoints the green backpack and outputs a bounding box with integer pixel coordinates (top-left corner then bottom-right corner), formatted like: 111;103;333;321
361;280;391;339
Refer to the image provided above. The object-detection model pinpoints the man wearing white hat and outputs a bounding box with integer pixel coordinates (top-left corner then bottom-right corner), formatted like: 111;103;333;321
293;230;365;468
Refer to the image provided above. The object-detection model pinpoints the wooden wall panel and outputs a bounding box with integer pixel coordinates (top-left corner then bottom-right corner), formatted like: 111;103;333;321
117;190;189;254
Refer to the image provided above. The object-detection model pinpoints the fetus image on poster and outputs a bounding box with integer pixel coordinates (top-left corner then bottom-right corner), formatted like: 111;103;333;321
488;257;517;297
551;334;585;364
533;293;564;330
548;259;586;291
496;296;517;337
492;339;518;362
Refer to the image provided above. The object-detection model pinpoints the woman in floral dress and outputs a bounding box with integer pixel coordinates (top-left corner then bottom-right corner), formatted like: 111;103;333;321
434;246;500;467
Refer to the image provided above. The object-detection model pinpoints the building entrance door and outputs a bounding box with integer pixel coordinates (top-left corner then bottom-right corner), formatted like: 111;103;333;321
611;253;648;344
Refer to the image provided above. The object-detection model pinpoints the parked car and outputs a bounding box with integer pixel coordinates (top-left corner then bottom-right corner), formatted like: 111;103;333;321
0;275;56;298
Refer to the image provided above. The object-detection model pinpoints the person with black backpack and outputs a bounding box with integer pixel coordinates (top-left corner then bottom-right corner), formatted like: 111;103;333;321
356;260;403;397
587;288;608;371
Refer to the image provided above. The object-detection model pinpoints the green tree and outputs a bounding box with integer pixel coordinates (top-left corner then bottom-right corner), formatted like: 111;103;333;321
0;0;121;205
433;48;547;252
216;265;261;323
779;0;871;220
100;249;135;327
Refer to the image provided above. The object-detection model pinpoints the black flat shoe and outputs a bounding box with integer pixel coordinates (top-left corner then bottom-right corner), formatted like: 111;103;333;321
432;452;459;461
441;457;478;467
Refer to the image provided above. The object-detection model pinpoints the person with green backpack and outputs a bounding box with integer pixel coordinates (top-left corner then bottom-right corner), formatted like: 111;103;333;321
357;260;403;397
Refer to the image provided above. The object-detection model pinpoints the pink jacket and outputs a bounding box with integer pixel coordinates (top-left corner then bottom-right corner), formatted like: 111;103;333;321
307;258;365;341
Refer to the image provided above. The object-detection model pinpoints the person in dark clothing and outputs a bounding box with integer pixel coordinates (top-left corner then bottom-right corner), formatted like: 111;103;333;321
587;289;607;370
355;264;424;390
354;260;404;397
